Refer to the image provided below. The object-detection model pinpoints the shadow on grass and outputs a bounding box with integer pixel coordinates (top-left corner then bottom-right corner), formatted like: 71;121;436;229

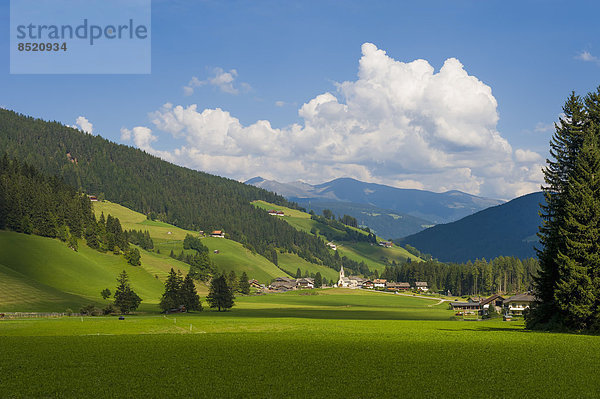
437;326;532;333
207;307;453;321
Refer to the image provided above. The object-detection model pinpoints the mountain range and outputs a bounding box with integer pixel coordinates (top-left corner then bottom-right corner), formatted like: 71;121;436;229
246;176;504;238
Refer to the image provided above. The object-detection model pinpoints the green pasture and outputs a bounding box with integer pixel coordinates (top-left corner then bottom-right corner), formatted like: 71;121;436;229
337;241;421;271
277;252;339;281
1;290;599;398
252;200;422;270
0;231;164;312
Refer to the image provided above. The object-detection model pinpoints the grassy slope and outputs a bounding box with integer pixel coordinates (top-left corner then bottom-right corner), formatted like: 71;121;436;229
276;252;339;282
253;200;422;271
0;231;164;312
1;291;599;398
95;201;291;283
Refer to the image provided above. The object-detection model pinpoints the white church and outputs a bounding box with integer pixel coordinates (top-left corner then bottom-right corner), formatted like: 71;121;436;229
336;266;365;288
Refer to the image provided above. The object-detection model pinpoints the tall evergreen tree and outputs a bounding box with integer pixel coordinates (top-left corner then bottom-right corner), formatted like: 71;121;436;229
206;274;234;312
113;270;142;314
160;268;184;312
238;271;250;295
179;273;202;312
553;129;600;329
314;272;323;288
528;93;586;328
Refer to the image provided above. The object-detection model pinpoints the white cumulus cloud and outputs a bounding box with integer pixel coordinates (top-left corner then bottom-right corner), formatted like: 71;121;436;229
70;116;94;134
127;43;543;199
183;67;249;96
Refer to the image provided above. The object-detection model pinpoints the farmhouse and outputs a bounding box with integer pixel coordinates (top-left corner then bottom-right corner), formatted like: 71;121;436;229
415;281;429;292
480;294;505;311
211;230;225;238
362;280;374;289
449;300;482;314
268;210;285;216
378;241;393;248
296;278;315;289
386;282;411;291
248;279;263;289
386;282;402;291
269;277;297;291
327;242;337;250
504;293;535;315
373;279;387;289
88;195;98;202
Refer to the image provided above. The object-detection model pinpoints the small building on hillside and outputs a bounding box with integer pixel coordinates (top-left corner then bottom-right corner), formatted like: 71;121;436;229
504;293;535;316
378;241;393;248
373;279;387;289
415;281;429;292
88;195;98;202
211;230;225;238
327;242;337;251
268;210;284;216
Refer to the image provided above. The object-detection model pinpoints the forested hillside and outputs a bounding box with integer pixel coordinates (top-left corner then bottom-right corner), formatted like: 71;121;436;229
398;192;544;262
0;109;337;269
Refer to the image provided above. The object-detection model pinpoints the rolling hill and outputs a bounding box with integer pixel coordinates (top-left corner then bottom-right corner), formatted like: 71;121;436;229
397;192;544;262
252;200;422;272
0;230;166;312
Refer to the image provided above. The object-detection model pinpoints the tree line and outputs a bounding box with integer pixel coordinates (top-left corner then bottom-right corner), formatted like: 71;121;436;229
378;256;539;296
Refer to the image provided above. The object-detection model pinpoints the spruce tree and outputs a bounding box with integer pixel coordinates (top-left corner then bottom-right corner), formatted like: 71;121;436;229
528;93;586;329
553;129;600;329
227;270;238;292
179;273;202;311
160;268;184;312
314;272;323;288
206;274;234;311
113;270;142;314
238;271;251;294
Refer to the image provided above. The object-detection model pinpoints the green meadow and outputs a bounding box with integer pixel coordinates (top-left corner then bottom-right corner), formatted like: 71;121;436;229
252;200;422;268
1;289;599;398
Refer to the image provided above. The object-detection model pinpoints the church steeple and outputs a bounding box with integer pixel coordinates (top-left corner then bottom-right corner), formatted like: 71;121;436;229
339;265;345;279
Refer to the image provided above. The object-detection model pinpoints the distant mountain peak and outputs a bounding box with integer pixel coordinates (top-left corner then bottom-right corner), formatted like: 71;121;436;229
244;176;266;185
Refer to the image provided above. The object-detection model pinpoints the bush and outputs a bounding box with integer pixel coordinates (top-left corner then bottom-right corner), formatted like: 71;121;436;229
65;308;73;316
103;304;117;315
80;304;102;316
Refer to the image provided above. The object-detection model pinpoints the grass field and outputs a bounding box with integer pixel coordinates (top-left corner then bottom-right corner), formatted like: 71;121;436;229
1;290;599;398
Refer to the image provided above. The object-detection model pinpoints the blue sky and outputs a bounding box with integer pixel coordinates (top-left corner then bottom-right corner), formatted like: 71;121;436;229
2;0;600;199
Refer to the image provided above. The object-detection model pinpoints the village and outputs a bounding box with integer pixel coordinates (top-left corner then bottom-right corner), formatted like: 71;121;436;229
255;266;535;318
